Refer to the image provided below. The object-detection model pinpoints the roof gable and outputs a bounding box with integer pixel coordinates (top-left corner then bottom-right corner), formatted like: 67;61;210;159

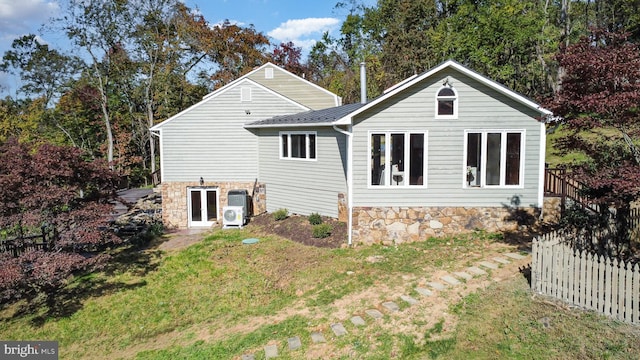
150;77;309;130
335;60;551;125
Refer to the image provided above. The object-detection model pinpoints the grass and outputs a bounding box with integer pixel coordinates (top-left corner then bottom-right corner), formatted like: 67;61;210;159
0;228;638;359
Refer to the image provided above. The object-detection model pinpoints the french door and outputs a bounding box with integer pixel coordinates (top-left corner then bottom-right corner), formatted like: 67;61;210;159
188;188;218;227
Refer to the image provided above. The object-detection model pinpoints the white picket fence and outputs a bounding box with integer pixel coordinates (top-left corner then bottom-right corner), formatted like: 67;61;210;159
531;231;640;325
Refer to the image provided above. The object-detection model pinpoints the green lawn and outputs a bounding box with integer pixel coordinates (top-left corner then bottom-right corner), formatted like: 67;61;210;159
0;229;637;359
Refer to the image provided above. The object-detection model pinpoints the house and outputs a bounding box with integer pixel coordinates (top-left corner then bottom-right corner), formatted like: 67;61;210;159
150;63;341;228
153;60;552;246
244;60;552;245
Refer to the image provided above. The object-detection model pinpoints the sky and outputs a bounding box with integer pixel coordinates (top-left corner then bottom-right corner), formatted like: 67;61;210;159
0;0;375;96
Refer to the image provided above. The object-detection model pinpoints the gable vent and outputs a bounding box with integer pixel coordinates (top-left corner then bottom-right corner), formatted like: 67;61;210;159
241;87;252;102
265;68;274;79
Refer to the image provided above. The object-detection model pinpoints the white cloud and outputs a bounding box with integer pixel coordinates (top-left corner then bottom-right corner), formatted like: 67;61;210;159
268;17;339;42
0;0;59;37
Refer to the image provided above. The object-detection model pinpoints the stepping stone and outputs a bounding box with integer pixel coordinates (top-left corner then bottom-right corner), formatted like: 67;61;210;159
288;336;301;351
331;322;348;337
400;295;419;305
241;355;255;360
427;282;447;290
492;257;511;264
382;301;400;312
441;275;461;285
479;261;499;270
453;271;473;280
310;332;326;343
264;344;278;359
467;266;487;275
350;315;366;326
365;309;384;319
505;252;526;260
416;287;433;297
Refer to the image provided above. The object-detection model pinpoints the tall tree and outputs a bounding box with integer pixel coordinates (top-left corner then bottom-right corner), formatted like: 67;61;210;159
546;29;640;256
0;138;119;309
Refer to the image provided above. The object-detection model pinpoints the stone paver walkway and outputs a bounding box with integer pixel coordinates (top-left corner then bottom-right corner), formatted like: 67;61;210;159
240;251;530;358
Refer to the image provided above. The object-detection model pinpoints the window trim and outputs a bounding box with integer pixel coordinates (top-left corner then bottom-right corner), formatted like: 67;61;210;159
367;130;428;189
279;131;317;161
462;129;525;189
435;86;458;119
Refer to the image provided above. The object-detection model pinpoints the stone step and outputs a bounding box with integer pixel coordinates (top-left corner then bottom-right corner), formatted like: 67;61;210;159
350;315;366;326
288;336;302;351
264;344;278;359
382;301;400;312
400;295;419;305
492;257;511;264
365;309;384;319
441;275;461;286
416;287;433;297
467;266;487;275
453;271;473;280
427;281;447;290
478;261;499;270
331;322;348;337
310;331;326;343
505;252;526;260
241;354;254;360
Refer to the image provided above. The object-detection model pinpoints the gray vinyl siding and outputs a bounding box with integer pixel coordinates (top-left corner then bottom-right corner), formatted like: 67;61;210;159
352;68;544;208
257;127;347;217
160;81;307;182
248;64;339;110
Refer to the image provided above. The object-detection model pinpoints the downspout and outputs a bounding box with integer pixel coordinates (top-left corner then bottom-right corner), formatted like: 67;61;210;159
150;129;163;185
538;121;546;219
333;124;353;246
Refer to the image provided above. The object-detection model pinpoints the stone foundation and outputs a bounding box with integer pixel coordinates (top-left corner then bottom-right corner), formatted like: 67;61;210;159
542;196;562;224
352;205;541;245
161;181;266;229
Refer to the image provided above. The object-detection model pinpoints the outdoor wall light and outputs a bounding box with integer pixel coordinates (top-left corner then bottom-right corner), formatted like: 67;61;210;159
199;177;204;186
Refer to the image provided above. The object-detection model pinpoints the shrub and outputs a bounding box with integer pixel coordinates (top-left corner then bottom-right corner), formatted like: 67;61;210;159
312;223;332;238
273;208;289;221
308;212;323;225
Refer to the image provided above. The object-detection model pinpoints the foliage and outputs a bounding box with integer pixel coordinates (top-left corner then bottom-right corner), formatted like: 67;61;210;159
308;212;323;225
0;138;119;308
312;223;333;238
272;208;289;221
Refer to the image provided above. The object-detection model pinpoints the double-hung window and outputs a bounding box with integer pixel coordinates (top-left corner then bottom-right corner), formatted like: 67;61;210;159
464;130;524;187
280;131;316;160
370;131;427;187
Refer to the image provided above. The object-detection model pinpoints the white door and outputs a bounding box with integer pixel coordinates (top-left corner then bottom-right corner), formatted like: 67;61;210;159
188;188;218;227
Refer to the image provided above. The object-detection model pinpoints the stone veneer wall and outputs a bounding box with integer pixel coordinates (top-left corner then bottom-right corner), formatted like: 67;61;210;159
161;181;266;229
351;205;541;245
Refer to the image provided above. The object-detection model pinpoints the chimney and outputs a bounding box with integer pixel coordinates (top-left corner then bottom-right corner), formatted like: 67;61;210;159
360;62;367;104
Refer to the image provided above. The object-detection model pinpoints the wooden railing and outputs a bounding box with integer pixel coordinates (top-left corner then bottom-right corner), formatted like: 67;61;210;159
544;167;600;213
0;226;58;257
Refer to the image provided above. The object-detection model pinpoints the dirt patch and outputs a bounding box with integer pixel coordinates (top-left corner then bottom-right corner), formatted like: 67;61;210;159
246;213;348;248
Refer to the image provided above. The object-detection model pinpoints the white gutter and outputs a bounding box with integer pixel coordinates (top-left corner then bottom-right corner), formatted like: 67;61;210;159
333;124;353;246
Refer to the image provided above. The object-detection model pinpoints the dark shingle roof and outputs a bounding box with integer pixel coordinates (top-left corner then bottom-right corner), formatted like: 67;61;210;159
244;103;365;128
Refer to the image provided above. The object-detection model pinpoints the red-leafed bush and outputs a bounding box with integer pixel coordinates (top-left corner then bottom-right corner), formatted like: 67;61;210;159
0;138;120;307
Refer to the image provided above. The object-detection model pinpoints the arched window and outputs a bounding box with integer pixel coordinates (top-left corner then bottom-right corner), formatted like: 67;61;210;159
436;86;457;118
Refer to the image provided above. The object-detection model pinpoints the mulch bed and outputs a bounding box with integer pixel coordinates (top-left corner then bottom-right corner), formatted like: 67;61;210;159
246;213;348;248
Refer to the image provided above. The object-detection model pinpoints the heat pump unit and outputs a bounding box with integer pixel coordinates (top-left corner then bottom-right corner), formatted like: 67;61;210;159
223;206;244;228
228;189;250;222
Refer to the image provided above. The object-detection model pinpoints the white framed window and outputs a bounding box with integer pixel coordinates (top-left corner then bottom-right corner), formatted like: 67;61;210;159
369;131;427;187
280;131;317;160
463;130;525;188
435;86;457;118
